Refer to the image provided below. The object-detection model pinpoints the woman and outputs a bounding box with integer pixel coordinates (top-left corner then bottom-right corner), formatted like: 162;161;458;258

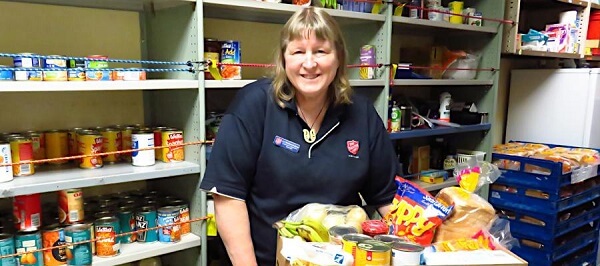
200;7;399;266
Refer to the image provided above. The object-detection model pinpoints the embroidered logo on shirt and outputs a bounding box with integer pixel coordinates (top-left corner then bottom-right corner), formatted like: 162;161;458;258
273;135;300;153
347;140;359;156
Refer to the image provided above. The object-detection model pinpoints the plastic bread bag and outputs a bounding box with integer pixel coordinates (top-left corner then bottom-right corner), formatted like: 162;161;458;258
427;217;518;253
280;237;354;266
454;157;501;193
384;176;453;246
281;203;369;233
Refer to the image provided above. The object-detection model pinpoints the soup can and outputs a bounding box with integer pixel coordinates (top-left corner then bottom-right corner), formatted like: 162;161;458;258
67;128;83;158
160;128;184;163
152;127;168;160
0;233;17;266
120;126;136;162
373;234;408;245
117;206;136;244
23;131;45;167
0;142;13;183
45;130;69;165
341;233;372;263
64;223;92;265
328;225;358;245
8;136;34;177
58;189;84;224
78;131;103;169
100;128;122;164
220;40;242;80
94;216;120;257
132;130;155;167
15;230;43;266
391;241;423;266
169;200;190;235
42;224;67;266
355;240;391;266
157;206;181;243
13;194;42;232
135;205;158;243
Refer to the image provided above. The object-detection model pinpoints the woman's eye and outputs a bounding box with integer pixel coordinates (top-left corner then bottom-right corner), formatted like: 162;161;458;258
292;51;303;55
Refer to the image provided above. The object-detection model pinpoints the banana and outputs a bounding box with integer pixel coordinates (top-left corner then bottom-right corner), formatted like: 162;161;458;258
297;225;323;242
301;218;330;243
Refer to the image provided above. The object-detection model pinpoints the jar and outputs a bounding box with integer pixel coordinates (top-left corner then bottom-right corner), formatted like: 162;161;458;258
204;38;220;80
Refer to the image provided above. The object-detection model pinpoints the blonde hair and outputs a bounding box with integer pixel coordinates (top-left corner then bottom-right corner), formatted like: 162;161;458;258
271;7;352;108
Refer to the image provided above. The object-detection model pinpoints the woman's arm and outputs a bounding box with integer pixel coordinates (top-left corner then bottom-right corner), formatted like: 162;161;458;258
213;194;258;266
377;203;392;218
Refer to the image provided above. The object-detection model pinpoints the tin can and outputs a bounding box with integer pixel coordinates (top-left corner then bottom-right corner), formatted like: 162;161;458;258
23;131;45;166
157;206;181;243
355;240;391;266
67;59;86;81
58;189;84;224
9;136;34;177
43;56;68;81
135;206;158;243
132;130;155;167
42;224;67;266
45;130;69;165
0;233;17;266
220;40;242;80
328;225;358;245
448;1;464;24
462;7;476;24
78;131;103;169
81;220;95;255
13;194;41;232
409;0;421;18
85;55;111;81
0;142;13;183
100;128;121;164
15;230;43;266
391;241;423;266
160;128;184;163
120;126;136;162
94;216;120;257
64;224;92;265
67;128;83;159
117;206;136;244
359;45;376;80
153;127;167;160
13;53;43;81
169;201;190;236
427;5;443;21
341;233;372;264
0;66;14;81
468;11;483;26
373;234;408;245
112;69;146;81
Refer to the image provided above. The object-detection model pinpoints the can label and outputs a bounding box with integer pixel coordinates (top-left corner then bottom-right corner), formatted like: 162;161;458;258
59;189;84;224
10;139;34;176
121;128;133;162
95;223;120;257
45;131;69;164
132;133;155;167
157;208;181;243
14;54;43;82
13;194;41;231
67;59;85;81
355;242;391;266
15;231;43;266
0;235;17;266
220;41;241;80
112;70;146;81
43;71;68;81
101;130;122;164
153;128;166;160
135;210;158;243
0;144;13;182
161;131;184;163
391;106;401;133
359;45;376;80
0;67;14;81
67;129;80;158
177;204;190;235
118;211;136;244
25;133;45;163
42;228;67;266
65;226;92;266
85;70;112;81
78;134;103;169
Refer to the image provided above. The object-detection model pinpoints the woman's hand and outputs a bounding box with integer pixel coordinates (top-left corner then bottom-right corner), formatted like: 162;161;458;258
213;194;258;266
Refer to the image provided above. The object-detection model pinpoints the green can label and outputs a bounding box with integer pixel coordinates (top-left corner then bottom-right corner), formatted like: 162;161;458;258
0;235;17;266
65;227;92;266
15;232;43;266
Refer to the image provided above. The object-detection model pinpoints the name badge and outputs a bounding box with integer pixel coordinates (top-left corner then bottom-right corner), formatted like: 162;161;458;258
273;135;300;153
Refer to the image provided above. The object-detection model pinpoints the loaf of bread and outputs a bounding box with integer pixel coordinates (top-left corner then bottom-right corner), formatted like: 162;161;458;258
433;187;496;243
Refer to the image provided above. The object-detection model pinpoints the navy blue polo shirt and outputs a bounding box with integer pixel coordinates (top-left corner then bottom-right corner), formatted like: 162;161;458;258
200;78;399;265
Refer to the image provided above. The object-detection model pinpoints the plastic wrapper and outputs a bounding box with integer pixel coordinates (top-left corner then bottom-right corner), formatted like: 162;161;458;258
453;157;501;193
361;219;387;237
280;237;354;266
284;203;369;233
428;217;518;252
384;176;453;246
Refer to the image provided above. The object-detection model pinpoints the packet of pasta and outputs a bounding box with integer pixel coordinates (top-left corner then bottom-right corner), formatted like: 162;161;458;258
384;176;453;246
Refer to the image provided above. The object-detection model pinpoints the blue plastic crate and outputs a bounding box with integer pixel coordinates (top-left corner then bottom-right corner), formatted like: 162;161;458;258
489;180;600;213
492;199;600;240
523;241;598;266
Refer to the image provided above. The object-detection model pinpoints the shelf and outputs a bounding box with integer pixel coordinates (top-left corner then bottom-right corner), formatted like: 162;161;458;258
93;234;201;266
392;79;494;86
0;0;193;11
205;79;385;89
413;177;457;192
203;0;385;24
389;123;492;140
555;0;588;7
521;0;588;8
392;16;497;34
585;55;600;61
0;80;199;92
0;161;200;198
515;49;582;59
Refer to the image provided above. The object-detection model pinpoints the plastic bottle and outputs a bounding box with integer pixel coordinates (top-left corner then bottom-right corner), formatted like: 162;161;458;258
443;155;457;170
439;92;452;122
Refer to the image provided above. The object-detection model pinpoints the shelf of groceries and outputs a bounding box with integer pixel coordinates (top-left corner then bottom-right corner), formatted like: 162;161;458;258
389;123;491;140
0;80;199;92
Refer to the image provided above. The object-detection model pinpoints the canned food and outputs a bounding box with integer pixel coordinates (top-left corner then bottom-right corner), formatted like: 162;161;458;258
100;128;122;164
43;56;68;81
118;206;136;244
45;130;69;165
355;240;391;266
85;55;109;69
59;189;84;224
135;206;158;243
120;126;136;162
81;220;96;255
153;127;167;160
112;69;146;81
64;224;92;265
9;136;34;177
132;130;155;167
0;141;13;183
94;216;120;257
67;59;86;81
160;128;184;163
341;234;372;264
157;206;181;243
13;53;43;81
170;201;190;236
78;131;103;169
373;234;408;245
328;225;358;245
67;128;83;158
0;233;17;266
85;55;111;81
391;241;423;266
0;65;14;81
13;194;41;232
462;7;476;24
15;230;43;266
23;131;45;165
220;40;242;80
42;224;67;266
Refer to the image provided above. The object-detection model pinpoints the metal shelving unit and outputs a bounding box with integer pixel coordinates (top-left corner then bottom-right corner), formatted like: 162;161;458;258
414;177;458;192
205;79;386;89
389;124;492;140
392;79;494;86
392;16;498;34
0;80;198;92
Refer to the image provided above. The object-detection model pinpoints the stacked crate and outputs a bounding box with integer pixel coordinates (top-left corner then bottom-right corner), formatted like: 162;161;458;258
490;143;600;266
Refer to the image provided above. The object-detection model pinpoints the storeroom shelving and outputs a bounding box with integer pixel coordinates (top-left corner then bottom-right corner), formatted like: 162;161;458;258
392;79;495;86
0;80;199;92
392;16;498;34
389;124;492;140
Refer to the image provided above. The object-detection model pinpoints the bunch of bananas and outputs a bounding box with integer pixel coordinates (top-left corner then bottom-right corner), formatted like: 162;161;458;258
273;218;330;243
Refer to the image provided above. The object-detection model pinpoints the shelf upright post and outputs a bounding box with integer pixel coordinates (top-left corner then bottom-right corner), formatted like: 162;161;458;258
197;1;208;266
503;0;521;54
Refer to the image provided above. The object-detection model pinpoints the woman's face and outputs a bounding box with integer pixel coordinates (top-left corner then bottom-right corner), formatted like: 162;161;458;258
284;31;339;99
